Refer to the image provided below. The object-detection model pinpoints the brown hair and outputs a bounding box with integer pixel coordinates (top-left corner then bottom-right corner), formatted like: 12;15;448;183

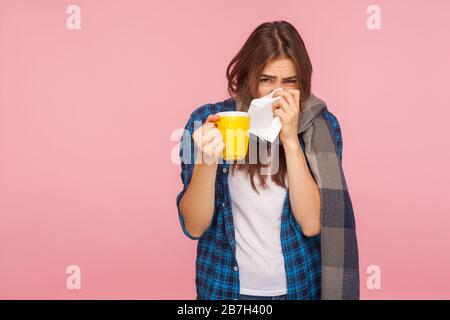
225;20;313;193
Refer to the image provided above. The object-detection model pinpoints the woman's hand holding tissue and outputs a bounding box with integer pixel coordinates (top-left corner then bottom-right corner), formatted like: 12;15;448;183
272;89;301;150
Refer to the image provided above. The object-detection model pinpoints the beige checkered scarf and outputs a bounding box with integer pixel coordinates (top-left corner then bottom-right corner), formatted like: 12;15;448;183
299;93;360;300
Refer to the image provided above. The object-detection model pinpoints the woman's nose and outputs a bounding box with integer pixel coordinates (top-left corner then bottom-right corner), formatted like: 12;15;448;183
273;82;288;91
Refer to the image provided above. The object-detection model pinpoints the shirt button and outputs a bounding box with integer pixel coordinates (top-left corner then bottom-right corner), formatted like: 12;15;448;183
222;167;227;173
233;266;238;271
222;202;226;208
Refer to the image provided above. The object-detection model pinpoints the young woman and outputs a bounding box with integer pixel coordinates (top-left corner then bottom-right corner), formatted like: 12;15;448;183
176;21;359;300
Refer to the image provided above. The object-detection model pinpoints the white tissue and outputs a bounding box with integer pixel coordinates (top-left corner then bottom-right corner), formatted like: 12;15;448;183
248;88;284;143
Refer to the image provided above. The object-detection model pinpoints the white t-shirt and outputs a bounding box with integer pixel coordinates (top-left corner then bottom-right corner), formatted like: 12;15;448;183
228;164;289;296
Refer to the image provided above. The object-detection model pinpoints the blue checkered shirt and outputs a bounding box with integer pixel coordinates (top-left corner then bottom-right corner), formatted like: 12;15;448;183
176;98;343;300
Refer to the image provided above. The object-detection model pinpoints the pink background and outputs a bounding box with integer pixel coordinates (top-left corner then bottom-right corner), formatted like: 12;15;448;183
1;0;449;299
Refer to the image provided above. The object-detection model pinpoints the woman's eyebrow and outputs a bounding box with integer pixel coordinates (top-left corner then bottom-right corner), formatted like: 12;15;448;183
260;74;297;80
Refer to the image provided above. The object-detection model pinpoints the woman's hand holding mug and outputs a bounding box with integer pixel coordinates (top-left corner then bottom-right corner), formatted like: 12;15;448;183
192;114;225;165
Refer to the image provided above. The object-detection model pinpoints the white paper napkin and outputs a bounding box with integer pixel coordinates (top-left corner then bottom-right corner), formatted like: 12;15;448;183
248;88;284;143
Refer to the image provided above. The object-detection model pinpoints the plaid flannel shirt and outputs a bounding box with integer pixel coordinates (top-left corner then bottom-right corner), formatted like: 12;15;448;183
176;98;343;300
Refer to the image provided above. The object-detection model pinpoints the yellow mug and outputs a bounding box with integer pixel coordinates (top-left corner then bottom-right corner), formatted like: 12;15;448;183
216;111;250;161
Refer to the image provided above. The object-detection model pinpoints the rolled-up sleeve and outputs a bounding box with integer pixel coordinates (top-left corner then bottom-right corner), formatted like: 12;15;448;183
176;113;201;240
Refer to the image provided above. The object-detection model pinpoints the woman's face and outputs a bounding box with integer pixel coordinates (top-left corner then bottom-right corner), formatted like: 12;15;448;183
257;57;299;98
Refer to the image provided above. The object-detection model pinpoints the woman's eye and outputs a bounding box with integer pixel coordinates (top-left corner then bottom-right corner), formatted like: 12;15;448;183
260;78;296;84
